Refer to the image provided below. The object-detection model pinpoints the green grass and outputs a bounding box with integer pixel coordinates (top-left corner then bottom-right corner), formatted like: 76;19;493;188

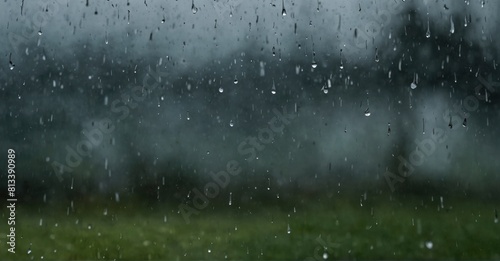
1;195;499;260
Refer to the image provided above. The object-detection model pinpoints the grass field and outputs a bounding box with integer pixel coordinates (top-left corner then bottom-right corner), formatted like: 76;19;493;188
1;194;499;260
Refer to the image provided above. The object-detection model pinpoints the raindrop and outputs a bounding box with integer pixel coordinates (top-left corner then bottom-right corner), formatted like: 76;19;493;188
233;78;238;84
38;29;43;36
229;120;234;127
219;87;224;93
287;223;291;234
387;122;391;136
425;19;431;38
495;209;498;223
323;252;328;259
462;118;467;127
229;192;232;206
425;241;433;249
374;48;379;62
411;73;418;89
311;61;318;68
339;49;344;69
450;16;455;34
8;53;15;70
364;108;371;117
281;0;287;16
27;249;32;255
191;0;198;14
271;79;277;94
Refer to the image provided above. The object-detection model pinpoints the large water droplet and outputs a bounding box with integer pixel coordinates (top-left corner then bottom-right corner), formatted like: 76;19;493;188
364;108;371;117
411;82;417;89
191;2;198;14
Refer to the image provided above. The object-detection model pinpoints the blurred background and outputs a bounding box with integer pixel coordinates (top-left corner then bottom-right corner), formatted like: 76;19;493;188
0;0;499;260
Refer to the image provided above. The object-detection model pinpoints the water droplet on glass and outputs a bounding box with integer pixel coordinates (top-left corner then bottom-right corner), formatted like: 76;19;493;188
233;78;238;84
219;87;224;93
425;241;433;249
425;19;431;38
462;118;467;127
27;249;32;255
450;16;455;34
311;61;318;68
287;224;291;234
229;120;234;127
191;1;198;14
38;30;42;36
411;82;417;89
323;252;328;259
271;79;277;94
364;108;371;117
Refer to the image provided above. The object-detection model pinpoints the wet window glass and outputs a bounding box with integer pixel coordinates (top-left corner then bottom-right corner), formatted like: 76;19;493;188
1;0;499;260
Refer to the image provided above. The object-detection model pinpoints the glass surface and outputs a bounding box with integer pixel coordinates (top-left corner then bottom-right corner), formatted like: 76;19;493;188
1;0;499;260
